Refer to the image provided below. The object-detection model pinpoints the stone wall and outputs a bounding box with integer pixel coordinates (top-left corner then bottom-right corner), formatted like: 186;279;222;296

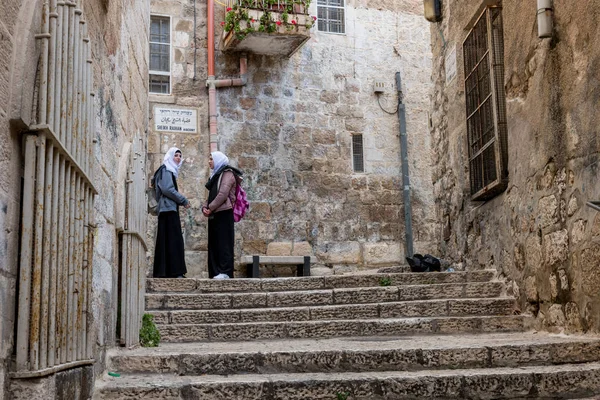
0;0;149;398
149;0;436;277
429;1;600;332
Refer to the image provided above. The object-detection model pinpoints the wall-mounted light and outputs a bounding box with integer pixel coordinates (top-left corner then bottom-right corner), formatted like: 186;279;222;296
424;0;442;23
537;0;553;38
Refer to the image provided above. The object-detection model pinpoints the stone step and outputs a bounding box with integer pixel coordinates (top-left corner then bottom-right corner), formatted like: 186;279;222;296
146;281;505;311
149;297;516;325
146;270;495;294
107;332;600;376
155;315;528;342
93;361;600;399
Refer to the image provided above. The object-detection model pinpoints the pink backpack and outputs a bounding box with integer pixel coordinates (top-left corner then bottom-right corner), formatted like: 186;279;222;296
233;177;249;222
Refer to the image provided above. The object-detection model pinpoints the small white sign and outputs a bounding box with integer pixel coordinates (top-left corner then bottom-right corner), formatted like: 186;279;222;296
445;46;457;84
154;107;197;133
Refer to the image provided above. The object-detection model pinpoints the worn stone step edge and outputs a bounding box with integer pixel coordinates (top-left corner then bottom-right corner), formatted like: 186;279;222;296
108;337;600;375
93;362;600;400
146;270;496;294
146;282;506;311
149;297;516;325
156;315;528;342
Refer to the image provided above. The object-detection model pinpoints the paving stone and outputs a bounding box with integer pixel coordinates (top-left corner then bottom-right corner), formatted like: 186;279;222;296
239;307;311;322
448;298;514;316
147;278;197;293
232;292;268;308
157;294;232;310
266;290;333;307
260;277;326;292
379;300;447;318
333;287;398;304
157;324;210;342
309;304;379;320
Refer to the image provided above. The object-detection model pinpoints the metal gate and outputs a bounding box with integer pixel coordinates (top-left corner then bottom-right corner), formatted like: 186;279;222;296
15;0;97;375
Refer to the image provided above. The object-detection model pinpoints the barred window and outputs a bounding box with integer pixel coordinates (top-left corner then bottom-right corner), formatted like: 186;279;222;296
149;16;171;94
463;6;508;200
352;134;364;173
317;0;345;34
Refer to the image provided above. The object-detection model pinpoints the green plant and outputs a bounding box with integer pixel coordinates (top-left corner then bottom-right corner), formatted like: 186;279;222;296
379;276;392;287
222;0;316;42
139;313;161;347
336;392;350;400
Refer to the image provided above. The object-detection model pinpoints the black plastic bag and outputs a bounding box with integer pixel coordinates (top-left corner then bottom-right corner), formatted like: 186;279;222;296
406;253;441;272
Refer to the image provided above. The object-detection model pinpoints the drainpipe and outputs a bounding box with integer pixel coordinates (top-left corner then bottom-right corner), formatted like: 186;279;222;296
206;0;248;151
396;72;414;258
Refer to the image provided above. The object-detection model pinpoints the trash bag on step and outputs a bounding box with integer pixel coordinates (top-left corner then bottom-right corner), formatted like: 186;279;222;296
406;254;441;272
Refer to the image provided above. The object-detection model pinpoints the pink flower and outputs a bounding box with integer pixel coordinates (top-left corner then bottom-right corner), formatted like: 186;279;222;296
291;20;297;24
312;16;317;21
220;21;225;26
251;18;256;23
276;20;282;25
226;7;232;11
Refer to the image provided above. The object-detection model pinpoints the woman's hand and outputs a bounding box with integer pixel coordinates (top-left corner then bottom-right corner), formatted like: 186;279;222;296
202;207;211;217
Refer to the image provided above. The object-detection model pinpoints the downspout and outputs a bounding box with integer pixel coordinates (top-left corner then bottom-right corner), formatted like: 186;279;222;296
206;0;247;151
396;72;414;258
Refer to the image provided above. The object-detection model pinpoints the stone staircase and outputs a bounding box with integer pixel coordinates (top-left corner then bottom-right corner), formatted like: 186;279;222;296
93;270;600;399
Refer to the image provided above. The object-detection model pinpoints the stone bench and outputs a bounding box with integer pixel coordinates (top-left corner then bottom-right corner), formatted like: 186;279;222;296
240;255;316;278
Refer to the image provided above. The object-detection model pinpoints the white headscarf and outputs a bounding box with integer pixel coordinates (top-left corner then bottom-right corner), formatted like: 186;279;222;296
210;151;229;178
163;147;183;178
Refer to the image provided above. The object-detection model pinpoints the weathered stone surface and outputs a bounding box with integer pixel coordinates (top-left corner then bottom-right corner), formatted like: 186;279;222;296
380;300;447;318
266;290;333;308
317;242;361;264
232;292;268;308
156;294;232;310
291;241;312;256
158;324;210;342
260;277;325;292
147;278;197;293
581;244;600;297
448;298;514;316
267;242;293;256
363;242;403;265
310;304;379;320
333;287;398;305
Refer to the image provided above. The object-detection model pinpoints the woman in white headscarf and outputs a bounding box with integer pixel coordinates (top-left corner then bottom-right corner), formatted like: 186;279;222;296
152;147;190;278
202;151;243;279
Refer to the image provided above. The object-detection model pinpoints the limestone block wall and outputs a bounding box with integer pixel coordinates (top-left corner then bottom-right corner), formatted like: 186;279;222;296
0;0;149;398
429;1;600;332
211;0;436;275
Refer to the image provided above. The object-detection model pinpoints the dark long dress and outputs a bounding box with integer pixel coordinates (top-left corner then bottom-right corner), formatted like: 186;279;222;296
207;208;234;278
153;173;187;278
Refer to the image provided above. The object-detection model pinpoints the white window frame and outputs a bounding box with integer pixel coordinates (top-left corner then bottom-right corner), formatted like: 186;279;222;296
317;0;346;35
149;14;172;95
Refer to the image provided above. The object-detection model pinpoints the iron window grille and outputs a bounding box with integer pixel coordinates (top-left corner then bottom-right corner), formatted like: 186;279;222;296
149;16;171;94
463;6;508;200
352;134;364;173
317;0;345;34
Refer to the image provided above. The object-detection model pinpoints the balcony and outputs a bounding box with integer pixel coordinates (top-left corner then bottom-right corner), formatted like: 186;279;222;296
220;0;315;57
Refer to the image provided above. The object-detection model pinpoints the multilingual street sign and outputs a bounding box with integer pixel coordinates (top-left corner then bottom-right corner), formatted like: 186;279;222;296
154;107;197;133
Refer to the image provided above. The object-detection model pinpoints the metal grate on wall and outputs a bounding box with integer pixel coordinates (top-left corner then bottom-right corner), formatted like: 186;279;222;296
317;0;345;34
14;0;97;377
463;5;508;200
352;134;364;173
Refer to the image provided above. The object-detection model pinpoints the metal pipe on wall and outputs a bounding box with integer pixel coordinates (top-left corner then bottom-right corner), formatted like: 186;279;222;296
59;1;69;144
66;2;75;154
395;72;414;258
54;2;65;135
40;141;55;369
37;2;50;125
48;0;58;130
48;149;60;367
16;135;37;371
30;134;47;371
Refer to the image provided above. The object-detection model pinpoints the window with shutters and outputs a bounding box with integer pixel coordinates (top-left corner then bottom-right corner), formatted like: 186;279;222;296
463;6;508;200
317;0;345;34
149;16;171;94
352;134;364;173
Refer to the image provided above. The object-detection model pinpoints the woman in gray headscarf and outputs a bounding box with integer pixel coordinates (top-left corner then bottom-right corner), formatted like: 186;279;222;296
153;147;190;278
202;151;242;279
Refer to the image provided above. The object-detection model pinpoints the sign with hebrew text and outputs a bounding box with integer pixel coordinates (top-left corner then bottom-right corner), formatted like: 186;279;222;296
154;107;197;133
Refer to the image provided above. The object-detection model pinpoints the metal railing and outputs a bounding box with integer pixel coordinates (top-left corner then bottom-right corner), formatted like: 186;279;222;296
226;0;310;14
